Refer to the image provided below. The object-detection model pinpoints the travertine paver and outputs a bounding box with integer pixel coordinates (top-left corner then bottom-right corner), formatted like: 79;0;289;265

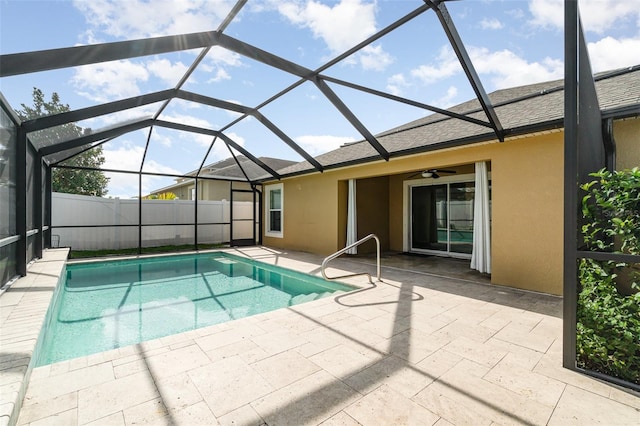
2;247;638;425
344;385;440;425
0;249;69;426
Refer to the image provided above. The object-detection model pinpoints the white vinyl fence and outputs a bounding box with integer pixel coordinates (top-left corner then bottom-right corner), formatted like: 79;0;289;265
52;192;255;250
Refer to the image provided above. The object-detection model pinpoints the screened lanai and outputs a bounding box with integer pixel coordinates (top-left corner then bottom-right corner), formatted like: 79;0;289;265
2;0;511;276
1;0;638;393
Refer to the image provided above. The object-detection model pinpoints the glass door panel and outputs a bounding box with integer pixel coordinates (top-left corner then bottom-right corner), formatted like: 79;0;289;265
411;185;447;251
449;182;475;254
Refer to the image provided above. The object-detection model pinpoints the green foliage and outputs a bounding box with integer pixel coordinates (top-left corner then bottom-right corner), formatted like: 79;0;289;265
143;192;178;200
578;168;640;384
17;88;110;197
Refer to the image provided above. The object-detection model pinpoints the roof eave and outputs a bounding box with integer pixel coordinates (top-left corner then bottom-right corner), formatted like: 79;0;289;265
260;118;568;182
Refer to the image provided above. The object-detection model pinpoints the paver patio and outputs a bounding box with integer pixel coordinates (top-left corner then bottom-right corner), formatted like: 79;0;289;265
2;247;639;425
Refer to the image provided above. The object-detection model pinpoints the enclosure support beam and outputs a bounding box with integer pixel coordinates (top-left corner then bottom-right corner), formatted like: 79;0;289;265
255;186;263;246
427;0;504;141
45;166;52;249
563;0;579;373
34;153;44;259
39;118;155;156
194;178;199;251
314;77;389;161
22;90;175;133
0;31;221;77
229;182;234;246
16;129;27;276
321;75;492;128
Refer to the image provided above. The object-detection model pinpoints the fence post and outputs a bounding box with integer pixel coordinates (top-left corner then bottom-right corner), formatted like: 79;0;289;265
114;197;121;250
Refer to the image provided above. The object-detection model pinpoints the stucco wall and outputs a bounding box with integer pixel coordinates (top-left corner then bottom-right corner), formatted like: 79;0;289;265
263;173;342;254
489;134;564;294
614;117;640;170
356;176;390;254
263;117;638;295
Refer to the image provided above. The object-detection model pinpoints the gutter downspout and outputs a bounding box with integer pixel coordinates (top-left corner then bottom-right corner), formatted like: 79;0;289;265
602;117;616;171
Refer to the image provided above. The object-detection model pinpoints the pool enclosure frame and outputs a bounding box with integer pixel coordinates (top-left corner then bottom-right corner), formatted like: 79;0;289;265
1;0;638;391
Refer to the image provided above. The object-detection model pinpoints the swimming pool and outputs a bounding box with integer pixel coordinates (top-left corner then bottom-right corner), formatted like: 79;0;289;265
35;252;355;366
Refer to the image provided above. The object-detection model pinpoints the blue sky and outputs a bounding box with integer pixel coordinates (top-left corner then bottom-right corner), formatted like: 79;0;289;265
2;0;640;198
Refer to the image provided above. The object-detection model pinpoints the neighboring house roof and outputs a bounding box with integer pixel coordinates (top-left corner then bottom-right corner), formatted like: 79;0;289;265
270;65;640;179
200;156;297;181
150;156;297;195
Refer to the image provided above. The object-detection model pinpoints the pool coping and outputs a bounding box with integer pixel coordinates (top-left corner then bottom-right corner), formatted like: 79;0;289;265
0;248;70;426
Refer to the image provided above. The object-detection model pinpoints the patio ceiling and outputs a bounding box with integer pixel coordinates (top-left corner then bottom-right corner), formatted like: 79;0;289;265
1;0;503;184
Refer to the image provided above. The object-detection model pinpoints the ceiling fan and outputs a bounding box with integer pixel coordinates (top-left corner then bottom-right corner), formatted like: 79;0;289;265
408;169;457;179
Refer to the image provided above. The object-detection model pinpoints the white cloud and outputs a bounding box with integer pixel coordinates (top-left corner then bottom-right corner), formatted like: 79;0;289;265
528;0;640;34
359;45;394;71
147;58;189;86
295;135;356;156
386;73;409;96
75;104;159;132
587;36;640;72
102;143;181;197
72;60;149;102
527;0;563;29
480;18;503;30
278;0;376;53
202;47;243;84
410;46;461;85
205;46;243;68
205;131;246;161
151;131;173;148
160;113;213;130
431;86;459;109
505;9;525;20
220;99;244;118
170;99;202;110
156;113;217;147
207;68;232;83
222;132;245;148
469;47;564;89
73;0;234;39
407;43;564;91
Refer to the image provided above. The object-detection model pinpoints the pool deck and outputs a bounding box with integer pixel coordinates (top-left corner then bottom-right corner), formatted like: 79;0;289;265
2;247;639;425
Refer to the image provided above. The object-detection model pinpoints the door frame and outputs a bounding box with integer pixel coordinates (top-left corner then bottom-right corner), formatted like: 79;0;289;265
403;173;476;258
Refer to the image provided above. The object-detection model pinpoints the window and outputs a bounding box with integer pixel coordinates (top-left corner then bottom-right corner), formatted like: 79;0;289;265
265;183;283;238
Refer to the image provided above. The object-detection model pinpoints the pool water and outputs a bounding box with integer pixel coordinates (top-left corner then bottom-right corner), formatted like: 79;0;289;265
35;252;355;366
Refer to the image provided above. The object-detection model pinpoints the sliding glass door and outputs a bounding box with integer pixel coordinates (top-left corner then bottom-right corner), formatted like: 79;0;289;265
410;181;475;257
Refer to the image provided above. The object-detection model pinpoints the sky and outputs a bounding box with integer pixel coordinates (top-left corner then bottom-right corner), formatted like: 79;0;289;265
1;0;640;198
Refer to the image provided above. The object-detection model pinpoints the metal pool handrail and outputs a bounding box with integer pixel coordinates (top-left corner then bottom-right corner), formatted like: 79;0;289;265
321;234;381;283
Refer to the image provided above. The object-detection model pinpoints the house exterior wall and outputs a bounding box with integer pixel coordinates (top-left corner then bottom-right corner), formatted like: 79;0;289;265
151;180;253;201
173;185;192;200
355;176;390;254
614;117;640;170
263;118;639;295
263;173;342;254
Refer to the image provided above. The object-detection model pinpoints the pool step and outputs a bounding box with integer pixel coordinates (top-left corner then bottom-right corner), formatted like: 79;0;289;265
291;292;332;304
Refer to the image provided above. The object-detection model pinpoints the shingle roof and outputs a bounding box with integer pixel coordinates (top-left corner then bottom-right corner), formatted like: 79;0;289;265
272;65;640;178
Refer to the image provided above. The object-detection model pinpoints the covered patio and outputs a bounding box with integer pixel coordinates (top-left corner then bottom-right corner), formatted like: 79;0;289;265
5;248;638;425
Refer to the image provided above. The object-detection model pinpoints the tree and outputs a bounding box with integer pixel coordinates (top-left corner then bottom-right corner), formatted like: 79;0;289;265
17;88;110;197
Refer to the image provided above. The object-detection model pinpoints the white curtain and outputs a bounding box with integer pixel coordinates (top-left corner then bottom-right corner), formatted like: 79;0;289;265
346;179;357;254
471;161;491;273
